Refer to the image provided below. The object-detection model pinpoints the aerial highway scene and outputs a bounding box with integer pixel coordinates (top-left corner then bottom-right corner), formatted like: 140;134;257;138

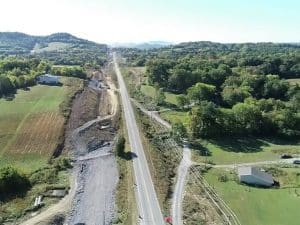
0;0;299;225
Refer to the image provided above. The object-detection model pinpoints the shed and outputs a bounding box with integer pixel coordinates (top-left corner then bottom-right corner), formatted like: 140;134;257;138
237;166;274;187
37;74;60;84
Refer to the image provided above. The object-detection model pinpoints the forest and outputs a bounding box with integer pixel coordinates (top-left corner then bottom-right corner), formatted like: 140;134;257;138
122;42;300;138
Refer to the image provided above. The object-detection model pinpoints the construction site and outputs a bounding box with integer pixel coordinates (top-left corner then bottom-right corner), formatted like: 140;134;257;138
20;66;120;225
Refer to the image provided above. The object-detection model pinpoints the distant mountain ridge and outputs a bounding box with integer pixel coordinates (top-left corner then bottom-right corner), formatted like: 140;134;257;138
111;41;173;49
0;32;107;55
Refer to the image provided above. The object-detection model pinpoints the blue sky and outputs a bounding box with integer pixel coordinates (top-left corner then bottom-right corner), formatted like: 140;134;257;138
0;0;299;43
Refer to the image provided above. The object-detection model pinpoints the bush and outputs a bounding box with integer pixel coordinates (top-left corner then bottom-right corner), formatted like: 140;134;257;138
218;173;229;182
29;167;58;185
116;135;126;157
53;157;72;170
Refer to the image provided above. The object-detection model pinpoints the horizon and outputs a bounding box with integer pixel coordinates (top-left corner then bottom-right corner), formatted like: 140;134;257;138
1;31;300;46
0;0;299;44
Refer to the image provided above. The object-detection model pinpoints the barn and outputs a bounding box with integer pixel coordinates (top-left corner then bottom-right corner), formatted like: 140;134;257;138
237;166;274;187
37;74;60;84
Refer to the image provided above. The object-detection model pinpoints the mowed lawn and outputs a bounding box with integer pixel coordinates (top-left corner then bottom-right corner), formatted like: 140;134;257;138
0;84;68;173
204;168;300;225
192;138;300;165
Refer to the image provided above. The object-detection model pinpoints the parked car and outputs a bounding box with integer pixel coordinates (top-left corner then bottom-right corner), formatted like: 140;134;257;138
293;160;300;164
281;154;293;159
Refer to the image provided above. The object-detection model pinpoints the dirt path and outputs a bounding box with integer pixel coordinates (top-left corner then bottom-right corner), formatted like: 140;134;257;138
210;157;300;168
19;175;76;225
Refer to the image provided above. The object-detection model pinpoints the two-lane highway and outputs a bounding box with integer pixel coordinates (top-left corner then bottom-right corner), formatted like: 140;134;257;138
113;53;165;225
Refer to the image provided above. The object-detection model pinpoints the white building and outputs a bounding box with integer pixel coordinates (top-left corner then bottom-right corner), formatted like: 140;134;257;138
37;74;60;84
237;166;274;187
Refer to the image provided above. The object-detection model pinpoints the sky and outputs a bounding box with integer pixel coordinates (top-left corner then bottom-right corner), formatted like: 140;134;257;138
0;0;299;44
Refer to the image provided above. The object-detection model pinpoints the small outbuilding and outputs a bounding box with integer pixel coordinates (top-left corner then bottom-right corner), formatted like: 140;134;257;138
37;74;60;85
237;166;274;187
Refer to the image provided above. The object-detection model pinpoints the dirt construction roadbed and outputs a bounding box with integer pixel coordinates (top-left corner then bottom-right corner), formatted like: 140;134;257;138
68;144;118;225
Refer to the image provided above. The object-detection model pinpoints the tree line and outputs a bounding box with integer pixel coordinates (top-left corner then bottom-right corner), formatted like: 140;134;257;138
137;42;300;138
0;57;87;97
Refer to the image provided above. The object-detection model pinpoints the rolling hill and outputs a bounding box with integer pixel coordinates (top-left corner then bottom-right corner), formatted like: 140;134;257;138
0;32;108;65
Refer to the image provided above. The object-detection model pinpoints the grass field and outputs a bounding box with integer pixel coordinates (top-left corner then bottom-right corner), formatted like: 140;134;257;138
191;137;300;165
160;110;189;126
33;42;70;53
287;78;300;85
0;80;74;173
204;168;300;225
140;84;179;106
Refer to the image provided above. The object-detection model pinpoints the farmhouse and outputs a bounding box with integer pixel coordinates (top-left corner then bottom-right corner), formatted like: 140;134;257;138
37;74;60;84
237;166;274;187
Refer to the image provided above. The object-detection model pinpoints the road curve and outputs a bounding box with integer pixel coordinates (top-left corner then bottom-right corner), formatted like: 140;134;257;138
131;99;171;129
113;52;165;225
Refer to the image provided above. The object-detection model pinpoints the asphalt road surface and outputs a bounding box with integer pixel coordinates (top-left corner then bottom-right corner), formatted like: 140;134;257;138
171;145;191;225
113;52;165;225
132;93;192;225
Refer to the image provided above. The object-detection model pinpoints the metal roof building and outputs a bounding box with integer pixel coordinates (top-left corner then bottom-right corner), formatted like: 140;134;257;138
37;74;60;84
237;166;274;187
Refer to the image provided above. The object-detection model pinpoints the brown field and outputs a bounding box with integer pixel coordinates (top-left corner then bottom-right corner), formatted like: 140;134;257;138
10;112;65;155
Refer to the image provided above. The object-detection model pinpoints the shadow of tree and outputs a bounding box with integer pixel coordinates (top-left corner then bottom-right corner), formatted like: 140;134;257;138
190;140;212;156
0;190;29;203
3;92;16;101
118;151;138;161
263;136;300;145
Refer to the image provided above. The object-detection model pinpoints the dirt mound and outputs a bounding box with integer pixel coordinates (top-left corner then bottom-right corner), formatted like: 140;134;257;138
67;88;101;131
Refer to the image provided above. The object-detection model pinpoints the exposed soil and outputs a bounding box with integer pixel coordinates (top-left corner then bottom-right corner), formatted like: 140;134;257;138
66;87;100;133
66;68;120;225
